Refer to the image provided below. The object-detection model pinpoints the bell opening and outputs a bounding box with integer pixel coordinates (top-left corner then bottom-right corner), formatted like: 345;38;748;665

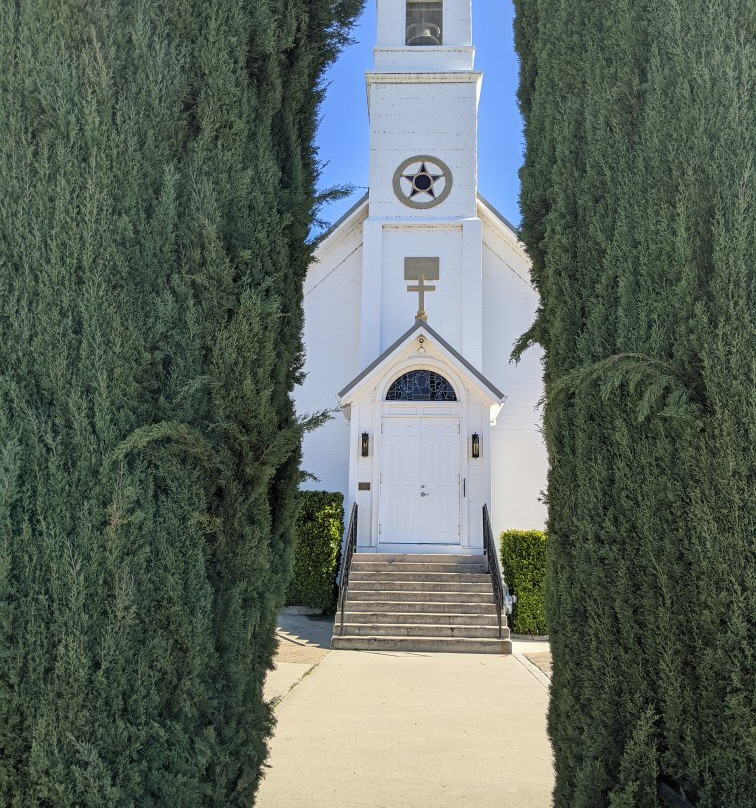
406;1;443;47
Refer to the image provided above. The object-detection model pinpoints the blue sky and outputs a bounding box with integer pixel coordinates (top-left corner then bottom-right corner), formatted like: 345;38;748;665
314;0;524;231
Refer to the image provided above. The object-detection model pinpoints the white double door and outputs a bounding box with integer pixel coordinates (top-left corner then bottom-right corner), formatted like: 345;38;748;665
380;417;461;544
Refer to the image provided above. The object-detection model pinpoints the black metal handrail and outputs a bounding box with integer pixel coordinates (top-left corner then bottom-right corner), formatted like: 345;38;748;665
336;503;358;636
482;504;513;639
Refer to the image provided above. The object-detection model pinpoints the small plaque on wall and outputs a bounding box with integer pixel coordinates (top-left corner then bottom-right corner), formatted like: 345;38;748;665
358;482;371;491
404;256;440;281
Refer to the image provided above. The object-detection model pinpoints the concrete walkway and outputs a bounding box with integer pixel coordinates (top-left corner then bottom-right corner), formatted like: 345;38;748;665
257;622;554;808
263;611;332;704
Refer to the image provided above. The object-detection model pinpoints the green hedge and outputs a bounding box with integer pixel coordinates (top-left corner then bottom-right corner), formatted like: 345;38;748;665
0;0;363;802
500;530;548;635
286;491;344;612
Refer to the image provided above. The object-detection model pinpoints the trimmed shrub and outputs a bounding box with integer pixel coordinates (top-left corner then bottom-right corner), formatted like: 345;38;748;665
286;491;344;612
0;1;362;804
500;530;548;635
513;0;753;804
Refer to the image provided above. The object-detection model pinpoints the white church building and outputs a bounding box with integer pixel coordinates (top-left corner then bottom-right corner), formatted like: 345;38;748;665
296;0;547;559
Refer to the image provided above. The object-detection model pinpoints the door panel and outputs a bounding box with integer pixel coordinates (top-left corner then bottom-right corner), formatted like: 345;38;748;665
420;421;460;543
380;417;460;544
381;419;422;542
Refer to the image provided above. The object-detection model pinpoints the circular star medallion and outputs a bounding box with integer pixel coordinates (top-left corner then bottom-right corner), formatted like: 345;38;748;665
393;155;452;209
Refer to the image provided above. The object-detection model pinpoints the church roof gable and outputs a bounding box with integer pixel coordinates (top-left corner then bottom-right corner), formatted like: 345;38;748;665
476;195;530;261
339;318;505;403
314;192;369;253
314;191;527;263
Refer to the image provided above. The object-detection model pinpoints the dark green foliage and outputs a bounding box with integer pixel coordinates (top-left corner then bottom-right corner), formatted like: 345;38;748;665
500;530;548;635
513;1;755;806
286;491;344;612
0;0;362;805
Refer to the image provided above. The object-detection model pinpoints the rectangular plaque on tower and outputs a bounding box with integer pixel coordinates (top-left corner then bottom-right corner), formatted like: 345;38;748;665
404;257;440;281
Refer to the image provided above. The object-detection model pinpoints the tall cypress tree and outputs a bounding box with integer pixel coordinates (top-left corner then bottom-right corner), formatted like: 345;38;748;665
0;0;361;804
513;2;754;806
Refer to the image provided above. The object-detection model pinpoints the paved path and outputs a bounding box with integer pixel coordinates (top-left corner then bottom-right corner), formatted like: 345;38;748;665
263;612;332;704
257;637;554;808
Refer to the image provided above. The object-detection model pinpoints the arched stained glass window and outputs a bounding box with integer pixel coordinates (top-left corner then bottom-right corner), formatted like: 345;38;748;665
386;370;457;401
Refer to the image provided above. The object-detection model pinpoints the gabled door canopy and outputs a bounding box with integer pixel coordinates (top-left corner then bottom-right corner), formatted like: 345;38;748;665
339;319;505;423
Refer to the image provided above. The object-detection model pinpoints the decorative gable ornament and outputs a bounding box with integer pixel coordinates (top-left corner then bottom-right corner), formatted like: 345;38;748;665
393;155;452;208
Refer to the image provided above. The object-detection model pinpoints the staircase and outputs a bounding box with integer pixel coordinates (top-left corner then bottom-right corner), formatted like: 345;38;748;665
331;554;511;653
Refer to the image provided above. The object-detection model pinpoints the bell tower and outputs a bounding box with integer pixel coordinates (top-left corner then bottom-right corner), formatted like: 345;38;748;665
360;0;483;368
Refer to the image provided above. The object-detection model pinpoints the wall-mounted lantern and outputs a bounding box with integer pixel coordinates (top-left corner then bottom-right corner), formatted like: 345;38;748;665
471;432;480;458
361;432;370;457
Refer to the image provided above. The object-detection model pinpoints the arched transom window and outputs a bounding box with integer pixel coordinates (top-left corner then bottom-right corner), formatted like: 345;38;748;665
386;370;457;401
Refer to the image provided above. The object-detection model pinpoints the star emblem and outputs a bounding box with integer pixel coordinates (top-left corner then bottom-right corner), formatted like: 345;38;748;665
402;161;444;199
393;155;453;209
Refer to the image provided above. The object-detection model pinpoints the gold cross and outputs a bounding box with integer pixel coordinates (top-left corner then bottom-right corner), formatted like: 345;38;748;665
406;273;436;321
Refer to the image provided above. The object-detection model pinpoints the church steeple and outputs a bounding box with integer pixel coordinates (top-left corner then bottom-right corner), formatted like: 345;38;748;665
374;0;474;71
366;0;480;220
360;0;483;367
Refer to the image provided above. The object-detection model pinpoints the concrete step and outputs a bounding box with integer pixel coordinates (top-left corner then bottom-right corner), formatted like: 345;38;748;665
343;611;499;626
345;599;496;615
351;561;489;574
347;589;495;604
349;571;491;584
334;553;504;655
331;635;512;654
341;623;504;639
353;554;487;564
349;579;493;593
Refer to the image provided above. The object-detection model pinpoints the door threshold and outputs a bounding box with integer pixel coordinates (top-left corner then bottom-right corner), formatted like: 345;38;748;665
358;543;483;555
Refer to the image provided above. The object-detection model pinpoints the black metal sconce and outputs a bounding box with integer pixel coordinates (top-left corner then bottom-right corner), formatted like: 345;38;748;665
361;432;370;457
471;433;480;458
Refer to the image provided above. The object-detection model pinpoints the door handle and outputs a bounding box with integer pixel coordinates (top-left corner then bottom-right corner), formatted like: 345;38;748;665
420;492;429;497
